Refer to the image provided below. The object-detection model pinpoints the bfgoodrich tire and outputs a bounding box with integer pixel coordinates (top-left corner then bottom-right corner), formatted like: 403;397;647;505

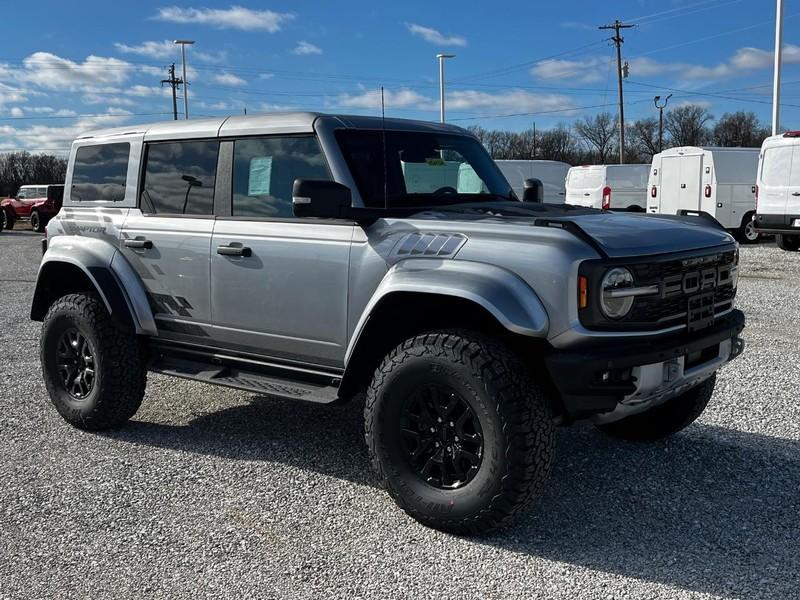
365;330;555;535
40;292;146;430
595;374;716;441
777;234;800;252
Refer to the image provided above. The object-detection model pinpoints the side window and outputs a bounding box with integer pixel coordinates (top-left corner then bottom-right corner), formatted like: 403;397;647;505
231;135;330;218
72;143;130;202
761;146;792;187
141;140;219;215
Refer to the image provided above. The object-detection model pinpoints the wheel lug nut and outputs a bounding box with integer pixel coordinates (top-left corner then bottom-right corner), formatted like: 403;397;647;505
435;442;440;447
430;427;435;433
437;417;442;423
454;436;459;442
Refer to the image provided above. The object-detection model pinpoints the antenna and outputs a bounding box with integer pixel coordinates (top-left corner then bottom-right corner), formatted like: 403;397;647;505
381;86;388;210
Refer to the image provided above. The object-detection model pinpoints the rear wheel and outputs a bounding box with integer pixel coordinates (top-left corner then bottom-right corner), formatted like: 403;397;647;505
595;375;716;441
777;234;800;252
1;209;13;230
735;213;760;244
40;292;147;430
30;210;44;233
365;330;555;534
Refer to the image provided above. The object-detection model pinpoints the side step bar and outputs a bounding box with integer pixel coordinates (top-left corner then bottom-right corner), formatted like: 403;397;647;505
148;354;341;405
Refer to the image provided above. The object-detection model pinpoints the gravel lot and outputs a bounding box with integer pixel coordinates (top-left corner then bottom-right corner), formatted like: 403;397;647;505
1;229;798;600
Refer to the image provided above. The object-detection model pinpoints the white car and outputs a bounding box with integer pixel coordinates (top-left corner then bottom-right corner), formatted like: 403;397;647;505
754;131;800;251
565;164;649;211
648;146;760;243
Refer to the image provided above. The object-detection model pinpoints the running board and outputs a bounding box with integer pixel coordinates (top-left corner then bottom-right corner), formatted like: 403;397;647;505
148;355;341;404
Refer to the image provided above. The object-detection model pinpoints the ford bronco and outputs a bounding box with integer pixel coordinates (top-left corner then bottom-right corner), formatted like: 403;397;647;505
31;113;745;534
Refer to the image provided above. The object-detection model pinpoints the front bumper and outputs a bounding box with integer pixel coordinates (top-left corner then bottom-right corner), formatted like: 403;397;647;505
544;310;745;421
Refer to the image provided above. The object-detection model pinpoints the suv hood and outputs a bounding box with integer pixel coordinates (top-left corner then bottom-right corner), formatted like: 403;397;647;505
414;202;735;258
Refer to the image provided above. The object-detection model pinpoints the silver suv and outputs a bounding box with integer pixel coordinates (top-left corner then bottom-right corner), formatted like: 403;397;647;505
32;113;745;534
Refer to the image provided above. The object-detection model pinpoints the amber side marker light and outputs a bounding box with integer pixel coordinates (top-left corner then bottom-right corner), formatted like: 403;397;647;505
579;276;588;309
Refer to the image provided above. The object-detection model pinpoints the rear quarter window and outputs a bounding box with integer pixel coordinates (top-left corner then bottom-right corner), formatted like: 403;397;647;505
71;142;130;202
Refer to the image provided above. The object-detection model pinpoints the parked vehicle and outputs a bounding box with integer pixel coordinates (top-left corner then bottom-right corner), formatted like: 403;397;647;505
566;164;649;211
32;113;745;534
1;184;64;232
753;131;800;251
495;159;570;203
648;147;761;243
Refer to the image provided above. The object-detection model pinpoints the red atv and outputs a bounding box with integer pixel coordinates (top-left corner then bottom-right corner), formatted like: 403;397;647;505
1;184;64;233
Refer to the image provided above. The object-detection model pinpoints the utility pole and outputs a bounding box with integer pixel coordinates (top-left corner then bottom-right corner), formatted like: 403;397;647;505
174;40;195;119
161;63;183;121
772;0;784;135
654;94;672;153
532;122;537;159
437;53;455;123
599;20;635;164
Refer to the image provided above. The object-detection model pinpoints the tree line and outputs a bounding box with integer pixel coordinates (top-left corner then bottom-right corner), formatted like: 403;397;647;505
0;152;67;197
468;106;772;164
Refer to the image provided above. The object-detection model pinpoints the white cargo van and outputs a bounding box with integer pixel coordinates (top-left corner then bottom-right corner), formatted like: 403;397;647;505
648;146;760;243
495;159;569;204
753;131;800;251
565;164;649;211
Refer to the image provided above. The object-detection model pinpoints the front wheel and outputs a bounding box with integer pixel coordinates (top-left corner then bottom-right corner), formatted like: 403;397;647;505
595;374;716;441
30;210;44;233
41;292;147;430
777;234;800;252
365;330;556;535
1;209;13;230
735;213;760;244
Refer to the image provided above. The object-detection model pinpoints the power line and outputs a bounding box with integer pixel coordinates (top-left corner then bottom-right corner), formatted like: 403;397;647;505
599;19;636;163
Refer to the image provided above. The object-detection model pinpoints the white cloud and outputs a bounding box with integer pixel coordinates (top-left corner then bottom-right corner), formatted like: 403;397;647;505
114;40;227;63
258;73;275;80
154;5;294;32
6;52;134;91
406;23;467;47
336;88;430;109
293;41;322;56
213;72;247;86
0;83;27;105
9;107;24;117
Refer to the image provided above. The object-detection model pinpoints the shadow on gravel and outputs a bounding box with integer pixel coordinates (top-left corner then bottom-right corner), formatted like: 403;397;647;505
109;398;798;598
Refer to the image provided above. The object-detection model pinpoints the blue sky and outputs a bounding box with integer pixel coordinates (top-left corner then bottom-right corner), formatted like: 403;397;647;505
0;0;797;153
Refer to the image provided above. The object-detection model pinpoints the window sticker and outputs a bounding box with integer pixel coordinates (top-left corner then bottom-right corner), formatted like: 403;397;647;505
248;156;273;196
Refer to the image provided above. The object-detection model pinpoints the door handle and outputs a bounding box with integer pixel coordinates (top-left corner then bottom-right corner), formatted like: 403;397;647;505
681;184;687;188
792;192;800;197
217;244;252;257
583;193;591;196
124;238;152;249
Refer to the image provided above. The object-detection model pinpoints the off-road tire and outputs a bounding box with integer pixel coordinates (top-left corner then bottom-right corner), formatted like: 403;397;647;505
40;292;146;430
1;209;13;230
777;234;800;252
30;210;44;233
595;374;716;441
364;330;556;535
735;213;759;244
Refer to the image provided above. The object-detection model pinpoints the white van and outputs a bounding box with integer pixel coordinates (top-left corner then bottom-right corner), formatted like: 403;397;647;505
754;132;800;251
495;160;569;203
648;146;760;243
565;164;649;211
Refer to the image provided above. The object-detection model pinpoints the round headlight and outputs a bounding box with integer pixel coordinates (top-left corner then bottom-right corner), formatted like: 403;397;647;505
601;267;635;319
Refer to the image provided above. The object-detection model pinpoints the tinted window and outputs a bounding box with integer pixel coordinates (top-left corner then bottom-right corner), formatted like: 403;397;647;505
232;136;330;218
141;141;219;214
72;143;130;202
761;146;792;187
336;130;512;208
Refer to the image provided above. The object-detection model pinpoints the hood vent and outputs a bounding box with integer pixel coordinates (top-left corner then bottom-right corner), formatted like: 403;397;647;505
394;232;467;259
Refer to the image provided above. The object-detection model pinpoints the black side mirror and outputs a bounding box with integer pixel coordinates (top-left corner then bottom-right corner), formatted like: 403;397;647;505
522;178;544;203
292;179;352;219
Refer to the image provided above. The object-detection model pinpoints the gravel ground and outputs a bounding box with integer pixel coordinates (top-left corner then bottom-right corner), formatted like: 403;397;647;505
1;230;798;600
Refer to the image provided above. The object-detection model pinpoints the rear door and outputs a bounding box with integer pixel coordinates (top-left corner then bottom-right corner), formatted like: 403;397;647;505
679;155;703;210
659;156;683;214
758;144;792;217
209;134;353;367
565;167;602;207
120;139;219;344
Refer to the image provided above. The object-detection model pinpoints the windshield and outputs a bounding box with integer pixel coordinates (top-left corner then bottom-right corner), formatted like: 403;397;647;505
336;129;514;207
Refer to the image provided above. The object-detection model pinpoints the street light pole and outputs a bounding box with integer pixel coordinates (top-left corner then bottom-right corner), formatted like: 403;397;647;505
174;40;195;120
437;53;455;123
654;94;672;153
772;0;784;135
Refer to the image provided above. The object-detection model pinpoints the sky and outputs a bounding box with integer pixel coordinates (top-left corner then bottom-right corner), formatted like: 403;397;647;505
0;0;798;154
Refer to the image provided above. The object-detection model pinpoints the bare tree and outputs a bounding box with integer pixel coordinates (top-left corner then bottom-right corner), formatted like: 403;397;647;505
575;112;618;163
712;111;770;147
0;152;68;197
664;105;713;147
627;117;661;162
538;124;584;164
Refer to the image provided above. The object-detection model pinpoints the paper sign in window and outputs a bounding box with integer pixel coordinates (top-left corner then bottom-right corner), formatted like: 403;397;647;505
248;157;272;196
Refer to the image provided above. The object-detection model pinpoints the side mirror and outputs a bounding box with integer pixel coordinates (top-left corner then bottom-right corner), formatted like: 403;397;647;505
292;179;352;219
522;178;544;203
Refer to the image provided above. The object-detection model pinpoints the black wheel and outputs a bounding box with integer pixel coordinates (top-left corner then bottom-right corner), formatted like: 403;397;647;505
40;292;146;430
1;209;14;230
30;210;43;233
365;330;555;535
626;205;645;213
595;375;716;441
735;213;759;244
777;234;800;251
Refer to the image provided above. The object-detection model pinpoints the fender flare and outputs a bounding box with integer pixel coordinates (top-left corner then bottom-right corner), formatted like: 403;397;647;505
344;258;549;366
31;236;157;335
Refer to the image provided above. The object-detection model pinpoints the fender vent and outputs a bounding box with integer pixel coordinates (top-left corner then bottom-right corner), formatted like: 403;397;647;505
394;232;467;258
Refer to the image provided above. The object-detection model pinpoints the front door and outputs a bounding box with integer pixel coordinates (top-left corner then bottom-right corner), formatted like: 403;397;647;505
209;134;353;367
120;139;220;344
